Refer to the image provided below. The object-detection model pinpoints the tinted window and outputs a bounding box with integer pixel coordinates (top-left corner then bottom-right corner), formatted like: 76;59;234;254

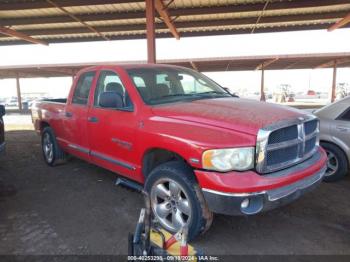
72;71;95;105
94;70;133;110
339;107;350;121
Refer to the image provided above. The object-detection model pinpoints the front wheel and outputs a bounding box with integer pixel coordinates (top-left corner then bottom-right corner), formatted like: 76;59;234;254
41;127;66;166
321;142;348;182
145;161;213;240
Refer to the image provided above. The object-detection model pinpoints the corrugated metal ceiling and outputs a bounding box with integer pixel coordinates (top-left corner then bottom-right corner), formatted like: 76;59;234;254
0;0;349;45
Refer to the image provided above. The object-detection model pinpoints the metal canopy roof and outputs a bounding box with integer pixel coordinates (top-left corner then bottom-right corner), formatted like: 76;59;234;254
1;0;350;45
1;52;349;78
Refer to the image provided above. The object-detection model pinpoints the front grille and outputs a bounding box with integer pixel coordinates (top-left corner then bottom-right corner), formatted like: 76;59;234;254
256;116;319;174
305;136;317;154
267;145;298;166
268;125;298;144
304;120;318;136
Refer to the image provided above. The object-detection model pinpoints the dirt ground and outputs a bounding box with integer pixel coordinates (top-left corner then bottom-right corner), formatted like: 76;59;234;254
0;130;349;256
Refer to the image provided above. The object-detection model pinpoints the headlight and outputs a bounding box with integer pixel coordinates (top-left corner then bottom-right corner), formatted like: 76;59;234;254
202;147;255;172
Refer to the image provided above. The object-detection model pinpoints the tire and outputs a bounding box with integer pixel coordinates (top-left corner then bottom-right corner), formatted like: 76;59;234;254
321;142;349;182
41;126;66;166
128;233;134;256
144;161;213;240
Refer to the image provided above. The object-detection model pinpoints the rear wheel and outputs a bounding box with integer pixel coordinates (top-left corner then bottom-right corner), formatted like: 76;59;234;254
41;127;66;166
321;142;348;182
145;161;213;240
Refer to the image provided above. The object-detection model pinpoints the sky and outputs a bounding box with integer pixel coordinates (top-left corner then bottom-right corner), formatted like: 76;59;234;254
1;28;350;99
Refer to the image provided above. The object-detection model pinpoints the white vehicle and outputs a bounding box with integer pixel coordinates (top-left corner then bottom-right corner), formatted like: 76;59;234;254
5;98;18;107
314;96;350;182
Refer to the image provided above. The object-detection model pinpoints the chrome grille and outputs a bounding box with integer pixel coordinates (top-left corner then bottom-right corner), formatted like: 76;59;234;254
266;145;299;166
268;125;298;144
304;120;318;136
256;116;319;174
305;136;316;153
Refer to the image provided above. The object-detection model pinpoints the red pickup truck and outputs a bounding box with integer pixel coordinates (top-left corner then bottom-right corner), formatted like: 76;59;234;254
32;64;327;239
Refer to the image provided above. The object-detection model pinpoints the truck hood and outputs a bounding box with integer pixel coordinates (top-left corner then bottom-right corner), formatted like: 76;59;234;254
151;98;306;135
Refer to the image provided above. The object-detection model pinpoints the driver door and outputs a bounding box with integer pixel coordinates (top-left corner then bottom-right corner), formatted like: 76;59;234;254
88;69;138;178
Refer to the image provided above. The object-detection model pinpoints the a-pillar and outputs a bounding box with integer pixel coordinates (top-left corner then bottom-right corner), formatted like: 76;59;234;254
145;0;156;64
16;74;23;111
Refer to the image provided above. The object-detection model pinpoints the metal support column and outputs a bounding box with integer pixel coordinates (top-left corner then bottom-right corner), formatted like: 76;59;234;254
16;74;23;111
260;65;266;101
146;0;156;64
331;60;337;103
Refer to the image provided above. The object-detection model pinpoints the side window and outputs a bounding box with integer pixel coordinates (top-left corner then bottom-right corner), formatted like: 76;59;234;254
72;71;95;105
94;70;133;110
339;107;350;121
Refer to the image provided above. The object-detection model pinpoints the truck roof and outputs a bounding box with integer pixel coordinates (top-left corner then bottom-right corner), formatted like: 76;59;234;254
80;63;189;72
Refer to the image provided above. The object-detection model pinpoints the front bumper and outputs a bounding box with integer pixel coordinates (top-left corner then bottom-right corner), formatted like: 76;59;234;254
195;147;327;216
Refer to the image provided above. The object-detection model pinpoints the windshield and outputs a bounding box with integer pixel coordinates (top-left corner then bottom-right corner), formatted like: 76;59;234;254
126;67;231;105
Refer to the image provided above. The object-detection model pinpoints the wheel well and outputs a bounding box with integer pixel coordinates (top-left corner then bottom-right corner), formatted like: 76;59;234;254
40;121;50;133
142;148;190;177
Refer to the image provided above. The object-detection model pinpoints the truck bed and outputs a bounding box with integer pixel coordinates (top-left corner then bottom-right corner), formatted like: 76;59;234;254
32;98;67;133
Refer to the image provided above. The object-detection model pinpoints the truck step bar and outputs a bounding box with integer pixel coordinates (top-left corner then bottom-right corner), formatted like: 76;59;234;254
115;177;143;192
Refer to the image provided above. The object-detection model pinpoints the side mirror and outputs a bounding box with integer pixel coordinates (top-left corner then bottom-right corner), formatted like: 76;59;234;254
99;92;123;109
0;105;5;117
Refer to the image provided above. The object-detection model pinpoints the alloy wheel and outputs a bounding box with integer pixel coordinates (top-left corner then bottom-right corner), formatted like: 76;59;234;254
325;150;339;177
43;132;54;163
150;178;192;232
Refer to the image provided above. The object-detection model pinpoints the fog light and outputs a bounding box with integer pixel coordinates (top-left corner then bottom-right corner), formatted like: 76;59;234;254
241;198;250;209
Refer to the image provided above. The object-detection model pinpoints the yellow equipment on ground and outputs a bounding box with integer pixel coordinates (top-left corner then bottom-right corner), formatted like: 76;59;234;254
128;191;201;261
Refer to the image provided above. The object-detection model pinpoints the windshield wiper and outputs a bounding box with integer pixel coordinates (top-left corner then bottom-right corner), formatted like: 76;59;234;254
148;92;232;105
149;93;201;101
159;93;200;98
197;91;231;97
148;93;201;103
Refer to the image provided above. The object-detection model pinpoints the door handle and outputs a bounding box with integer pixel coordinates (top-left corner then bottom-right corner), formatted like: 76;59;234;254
65;112;73;118
336;126;350;132
88;116;99;123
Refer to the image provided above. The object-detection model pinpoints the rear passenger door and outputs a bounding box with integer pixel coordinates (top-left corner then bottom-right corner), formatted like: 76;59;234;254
62;71;96;161
88;70;138;178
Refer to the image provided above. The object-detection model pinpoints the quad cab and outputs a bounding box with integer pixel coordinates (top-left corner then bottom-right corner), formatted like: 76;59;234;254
32;64;327;239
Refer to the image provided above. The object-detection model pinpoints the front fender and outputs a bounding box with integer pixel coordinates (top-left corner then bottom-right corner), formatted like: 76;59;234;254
138;116;256;170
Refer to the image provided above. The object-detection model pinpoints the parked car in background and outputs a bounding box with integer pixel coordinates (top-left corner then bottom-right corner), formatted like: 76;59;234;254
5;97;18;107
32;64;327;239
336;83;350;101
314;96;350;182
307;90;316;96
0;105;5;154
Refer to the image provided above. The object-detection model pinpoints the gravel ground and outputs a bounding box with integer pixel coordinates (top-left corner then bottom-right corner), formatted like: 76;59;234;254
0;130;349;256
